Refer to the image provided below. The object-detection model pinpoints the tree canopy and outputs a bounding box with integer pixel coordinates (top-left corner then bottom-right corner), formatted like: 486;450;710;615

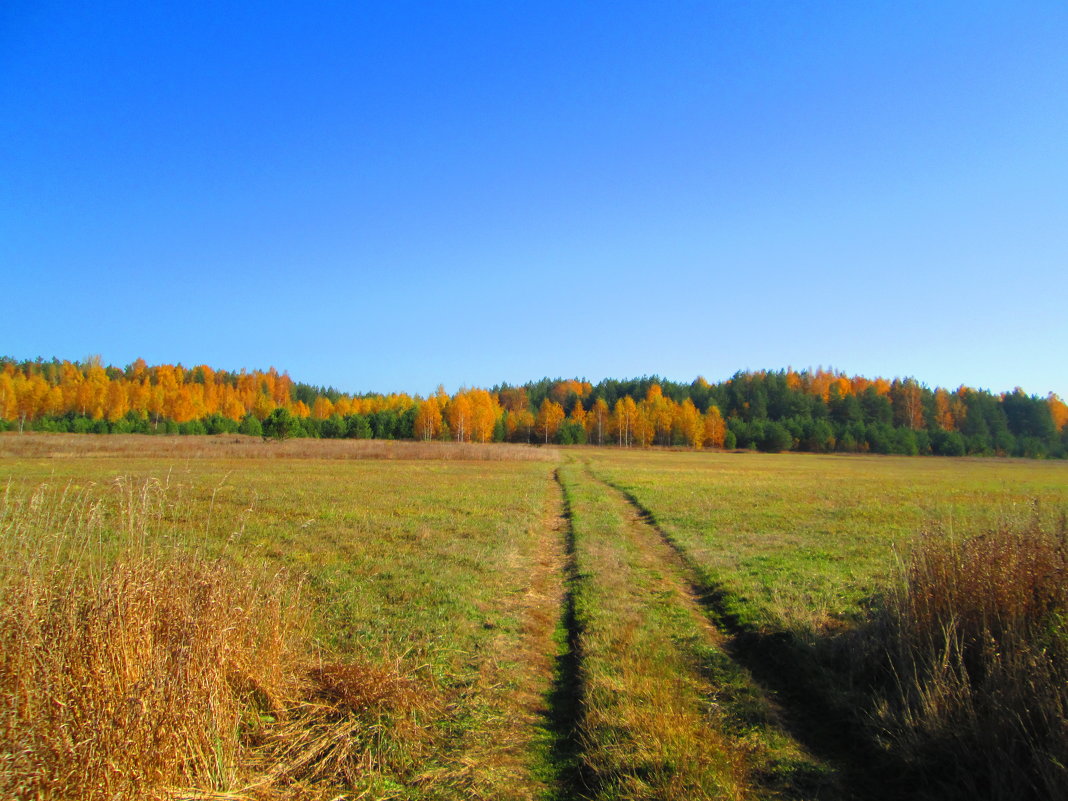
2;357;1065;458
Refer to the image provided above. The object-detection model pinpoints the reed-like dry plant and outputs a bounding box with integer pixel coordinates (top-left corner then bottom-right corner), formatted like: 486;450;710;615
0;478;430;800
870;507;1067;799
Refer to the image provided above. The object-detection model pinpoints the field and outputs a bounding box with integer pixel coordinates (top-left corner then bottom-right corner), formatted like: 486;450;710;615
1;434;1066;800
585;449;1068;633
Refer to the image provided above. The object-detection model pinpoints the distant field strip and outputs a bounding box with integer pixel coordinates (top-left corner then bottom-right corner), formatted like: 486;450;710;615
0;432;559;461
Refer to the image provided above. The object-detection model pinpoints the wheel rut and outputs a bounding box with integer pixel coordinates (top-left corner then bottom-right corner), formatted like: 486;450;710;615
543;467;597;801
553;462;753;799
586;464;906;801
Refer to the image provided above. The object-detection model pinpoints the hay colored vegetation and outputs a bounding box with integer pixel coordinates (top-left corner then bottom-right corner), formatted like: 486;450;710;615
0;438;564;799
1;434;1066;800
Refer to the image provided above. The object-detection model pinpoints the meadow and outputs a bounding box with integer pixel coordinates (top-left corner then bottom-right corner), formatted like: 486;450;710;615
584;450;1068;633
1;434;1065;800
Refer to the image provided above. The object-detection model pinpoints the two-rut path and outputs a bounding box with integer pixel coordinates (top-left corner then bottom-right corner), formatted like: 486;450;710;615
536;460;865;801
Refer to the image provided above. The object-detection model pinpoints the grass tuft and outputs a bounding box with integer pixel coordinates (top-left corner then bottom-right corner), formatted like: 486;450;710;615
869;508;1068;799
0;478;429;800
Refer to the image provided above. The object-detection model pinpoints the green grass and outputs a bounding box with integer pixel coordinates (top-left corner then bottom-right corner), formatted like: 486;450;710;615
4;436;1067;800
585;450;1068;635
0;449;564;800
582;447;1068;798
558;462;837;800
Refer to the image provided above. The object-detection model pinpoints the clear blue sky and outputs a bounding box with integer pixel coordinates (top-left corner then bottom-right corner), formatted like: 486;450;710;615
3;2;1066;397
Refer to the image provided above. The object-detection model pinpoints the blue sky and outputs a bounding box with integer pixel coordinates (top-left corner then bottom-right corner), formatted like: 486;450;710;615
3;2;1066;397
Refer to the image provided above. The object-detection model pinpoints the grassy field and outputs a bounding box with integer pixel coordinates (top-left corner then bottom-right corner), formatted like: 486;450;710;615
0;436;564;799
582;448;1068;799
557;463;837;801
1;434;1065;800
585;449;1068;634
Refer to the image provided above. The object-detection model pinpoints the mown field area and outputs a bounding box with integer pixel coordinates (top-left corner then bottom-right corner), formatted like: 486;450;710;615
1;434;1065;800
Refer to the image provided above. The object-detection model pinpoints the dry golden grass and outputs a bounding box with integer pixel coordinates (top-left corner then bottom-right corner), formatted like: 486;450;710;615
870;510;1068;799
0;432;558;462
0;478;433;800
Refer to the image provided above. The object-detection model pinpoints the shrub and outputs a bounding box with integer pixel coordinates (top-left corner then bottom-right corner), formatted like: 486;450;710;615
178;419;207;435
758;421;792;453
238;414;262;437
203;413;239;434
557;420;587;445
345;414;373;439
262;407;298;441
931;430;966;457
321;413;346;439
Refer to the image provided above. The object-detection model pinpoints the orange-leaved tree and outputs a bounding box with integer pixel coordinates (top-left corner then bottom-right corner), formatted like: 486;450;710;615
535;399;564;444
675;398;702;449
415;396;444;441
703;405;726;449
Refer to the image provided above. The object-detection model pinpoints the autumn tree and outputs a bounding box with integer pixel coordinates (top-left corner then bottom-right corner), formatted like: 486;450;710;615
588;397;609;446
105;380;129;422
703;405;726;448
415;397;443;441
498;386;529;413
890;378;925;430
647;385;675;446
447;393;473;442
632;400;655;448
513;408;535;443
550;379;590;406
14;374;46;432
932;388;957;431
1048;394;1068;432
468;389;502;443
611;396;637;447
675;398;702;449
535;399;564;444
0;373;15;422
311;396;335;420
568;400;587;429
251;393;276;421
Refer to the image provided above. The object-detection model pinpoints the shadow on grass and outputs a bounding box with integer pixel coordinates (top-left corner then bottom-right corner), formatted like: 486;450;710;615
543;469;598;801
600;477;916;801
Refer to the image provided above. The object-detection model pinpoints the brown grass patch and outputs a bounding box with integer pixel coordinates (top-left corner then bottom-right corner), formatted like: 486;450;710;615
0;432;558;462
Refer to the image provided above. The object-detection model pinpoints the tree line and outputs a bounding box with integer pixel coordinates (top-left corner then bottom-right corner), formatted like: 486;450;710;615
2;357;1066;458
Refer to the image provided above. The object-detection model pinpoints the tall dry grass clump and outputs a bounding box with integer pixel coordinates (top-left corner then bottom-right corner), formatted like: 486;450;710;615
870;508;1068;799
0;478;429;800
